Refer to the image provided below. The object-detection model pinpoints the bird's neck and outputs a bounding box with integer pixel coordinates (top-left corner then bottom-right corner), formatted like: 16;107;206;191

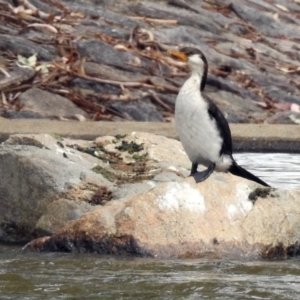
188;70;206;92
187;70;205;91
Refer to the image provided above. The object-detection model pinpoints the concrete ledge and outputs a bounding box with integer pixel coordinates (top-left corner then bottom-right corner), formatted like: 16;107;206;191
0;118;299;153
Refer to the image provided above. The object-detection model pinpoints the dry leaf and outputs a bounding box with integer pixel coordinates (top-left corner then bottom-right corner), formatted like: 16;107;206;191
291;103;300;112
27;23;58;33
77;58;86;76
35;63;50;74
130;57;142;67
274;103;291;110
70;12;85;18
16;53;37;69
255;101;268;108
74;114;86;122
114;44;128;51
275;4;289;12
289;114;300;124
277;65;300;73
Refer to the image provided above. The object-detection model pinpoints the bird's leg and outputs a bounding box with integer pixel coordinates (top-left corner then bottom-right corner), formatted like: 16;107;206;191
190;163;198;175
191;162;216;183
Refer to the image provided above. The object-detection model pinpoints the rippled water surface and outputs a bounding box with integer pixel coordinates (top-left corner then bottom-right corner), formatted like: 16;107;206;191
1;153;300;299
235;153;300;190
1;245;300;300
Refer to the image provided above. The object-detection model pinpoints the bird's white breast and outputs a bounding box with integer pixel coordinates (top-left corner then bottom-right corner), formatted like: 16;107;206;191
175;74;230;171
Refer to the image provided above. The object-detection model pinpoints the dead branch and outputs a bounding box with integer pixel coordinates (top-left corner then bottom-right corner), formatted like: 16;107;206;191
148;90;173;111
0;67;11;78
52;62;179;93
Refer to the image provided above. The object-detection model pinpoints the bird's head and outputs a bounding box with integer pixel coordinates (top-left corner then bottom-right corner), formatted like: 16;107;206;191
168;46;208;90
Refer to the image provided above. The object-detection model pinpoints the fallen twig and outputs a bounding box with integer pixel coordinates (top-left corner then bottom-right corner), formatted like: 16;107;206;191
148;90;173;112
0;67;11;78
1;91;8;105
130;17;177;25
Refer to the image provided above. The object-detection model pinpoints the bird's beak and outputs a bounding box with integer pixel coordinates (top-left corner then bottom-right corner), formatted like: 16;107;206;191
167;50;188;62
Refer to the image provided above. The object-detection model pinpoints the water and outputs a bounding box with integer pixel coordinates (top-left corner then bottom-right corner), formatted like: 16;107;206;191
1;245;300;300
234;152;300;190
1;153;300;300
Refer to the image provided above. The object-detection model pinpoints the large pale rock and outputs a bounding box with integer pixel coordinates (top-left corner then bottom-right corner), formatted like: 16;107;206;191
23;173;300;259
0;134;113;242
0;131;188;243
3;131;300;259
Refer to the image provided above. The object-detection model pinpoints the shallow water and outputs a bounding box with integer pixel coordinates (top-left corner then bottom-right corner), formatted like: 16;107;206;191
1;245;300;300
234;152;300;190
1;153;300;299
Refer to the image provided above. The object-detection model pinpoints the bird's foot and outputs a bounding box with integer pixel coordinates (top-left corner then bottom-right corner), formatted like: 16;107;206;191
190;162;216;183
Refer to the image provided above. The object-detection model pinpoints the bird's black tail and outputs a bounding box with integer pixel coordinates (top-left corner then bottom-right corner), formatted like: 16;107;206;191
229;162;270;187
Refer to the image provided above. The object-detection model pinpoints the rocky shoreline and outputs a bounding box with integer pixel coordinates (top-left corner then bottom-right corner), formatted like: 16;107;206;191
1;0;300;124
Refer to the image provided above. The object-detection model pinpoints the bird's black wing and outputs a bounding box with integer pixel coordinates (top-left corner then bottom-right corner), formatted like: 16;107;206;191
203;94;233;156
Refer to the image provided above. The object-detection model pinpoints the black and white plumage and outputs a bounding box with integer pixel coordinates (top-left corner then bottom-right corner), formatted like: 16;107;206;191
168;46;270;187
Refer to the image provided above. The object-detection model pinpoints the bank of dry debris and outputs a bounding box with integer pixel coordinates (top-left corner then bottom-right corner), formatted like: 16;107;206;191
1;0;300;123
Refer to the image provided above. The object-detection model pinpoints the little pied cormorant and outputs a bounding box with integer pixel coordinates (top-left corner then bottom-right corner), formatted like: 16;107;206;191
168;47;270;187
